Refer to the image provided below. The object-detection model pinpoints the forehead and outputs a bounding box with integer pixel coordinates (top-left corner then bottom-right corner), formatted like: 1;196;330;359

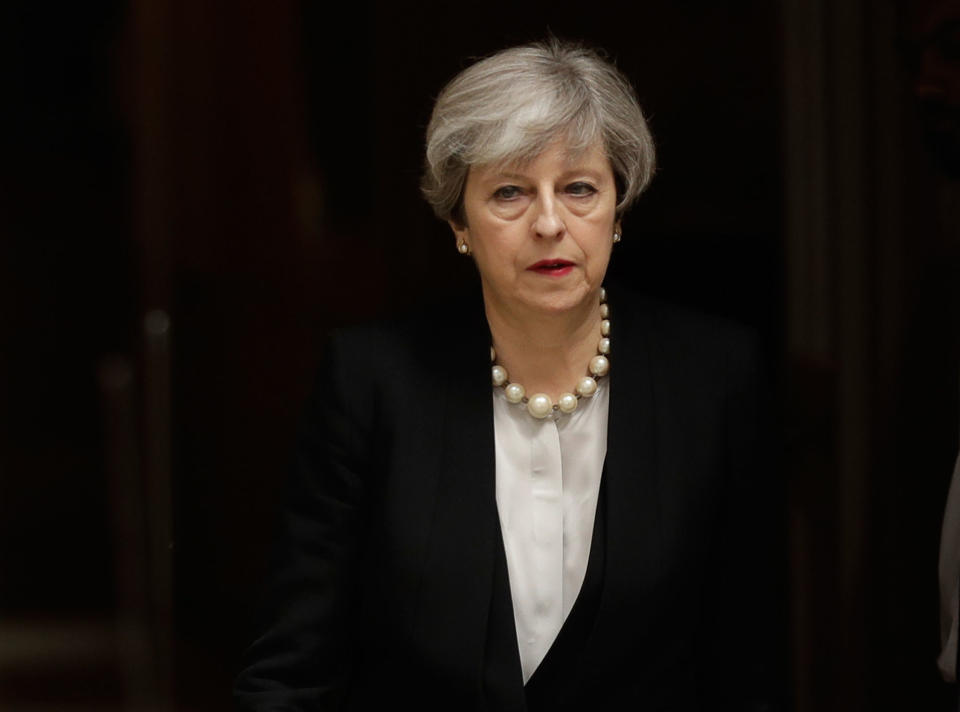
475;139;611;180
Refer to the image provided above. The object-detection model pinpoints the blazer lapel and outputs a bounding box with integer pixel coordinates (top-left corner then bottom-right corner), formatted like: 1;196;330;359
410;294;513;699
578;291;665;681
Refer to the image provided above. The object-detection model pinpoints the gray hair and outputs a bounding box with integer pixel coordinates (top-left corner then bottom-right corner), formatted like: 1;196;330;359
421;39;656;226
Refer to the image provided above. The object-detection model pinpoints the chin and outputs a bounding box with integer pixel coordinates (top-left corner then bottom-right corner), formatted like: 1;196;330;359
523;286;594;315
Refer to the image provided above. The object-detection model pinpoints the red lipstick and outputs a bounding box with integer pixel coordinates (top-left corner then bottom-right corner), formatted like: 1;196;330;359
527;259;574;276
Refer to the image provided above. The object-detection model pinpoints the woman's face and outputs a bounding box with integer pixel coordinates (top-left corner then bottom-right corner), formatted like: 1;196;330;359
451;139;619;320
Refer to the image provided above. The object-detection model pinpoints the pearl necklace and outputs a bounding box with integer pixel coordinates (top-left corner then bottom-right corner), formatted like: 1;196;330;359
490;288;611;419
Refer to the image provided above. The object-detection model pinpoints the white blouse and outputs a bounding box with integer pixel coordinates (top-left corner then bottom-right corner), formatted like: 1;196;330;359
492;380;609;684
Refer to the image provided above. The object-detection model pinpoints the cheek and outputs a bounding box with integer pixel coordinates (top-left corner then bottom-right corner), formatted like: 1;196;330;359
585;231;614;273
592;247;613;273
586;223;615;253
472;229;517;276
480;225;523;258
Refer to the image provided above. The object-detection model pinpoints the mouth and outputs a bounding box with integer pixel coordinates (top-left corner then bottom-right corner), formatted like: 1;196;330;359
527;259;575;276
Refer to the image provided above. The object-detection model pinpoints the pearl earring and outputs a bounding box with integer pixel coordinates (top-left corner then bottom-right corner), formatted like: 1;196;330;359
457;241;470;255
612;232;621;243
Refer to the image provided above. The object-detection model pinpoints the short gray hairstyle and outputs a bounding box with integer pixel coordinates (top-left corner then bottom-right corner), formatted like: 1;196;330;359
421;39;656;226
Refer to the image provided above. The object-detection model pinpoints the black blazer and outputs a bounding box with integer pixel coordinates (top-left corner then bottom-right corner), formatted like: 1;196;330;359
234;286;786;711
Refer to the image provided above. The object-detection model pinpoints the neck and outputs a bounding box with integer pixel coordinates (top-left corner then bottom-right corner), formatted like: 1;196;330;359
484;289;603;402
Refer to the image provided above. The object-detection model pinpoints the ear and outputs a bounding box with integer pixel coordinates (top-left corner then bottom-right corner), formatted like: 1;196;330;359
449;219;469;248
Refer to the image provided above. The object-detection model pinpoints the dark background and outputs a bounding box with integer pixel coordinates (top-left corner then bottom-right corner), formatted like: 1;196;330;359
1;1;958;710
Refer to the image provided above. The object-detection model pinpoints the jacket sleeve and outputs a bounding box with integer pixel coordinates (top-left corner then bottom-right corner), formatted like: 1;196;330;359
703;327;790;711
234;331;374;710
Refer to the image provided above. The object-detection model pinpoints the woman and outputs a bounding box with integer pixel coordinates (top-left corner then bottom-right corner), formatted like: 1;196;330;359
235;39;785;710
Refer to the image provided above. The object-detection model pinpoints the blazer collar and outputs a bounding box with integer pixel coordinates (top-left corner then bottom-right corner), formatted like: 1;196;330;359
578;288;665;681
410;291;505;693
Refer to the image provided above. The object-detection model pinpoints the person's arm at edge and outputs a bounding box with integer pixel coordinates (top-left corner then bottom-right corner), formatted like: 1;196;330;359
234;331;374;710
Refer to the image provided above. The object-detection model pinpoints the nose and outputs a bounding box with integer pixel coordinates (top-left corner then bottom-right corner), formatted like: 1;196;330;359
532;193;565;239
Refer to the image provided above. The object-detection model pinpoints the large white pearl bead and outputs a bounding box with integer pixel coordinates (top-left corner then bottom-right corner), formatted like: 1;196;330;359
558;392;578;414
598;337;610;355
600;287;606;302
600;319;611;336
505;382;525;403
589;355;610;377
576;376;598;397
527;393;553;418
491;365;508;387
600;303;610;318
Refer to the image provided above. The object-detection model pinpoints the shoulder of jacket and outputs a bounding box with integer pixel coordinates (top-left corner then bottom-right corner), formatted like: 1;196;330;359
324;289;487;379
612;286;756;350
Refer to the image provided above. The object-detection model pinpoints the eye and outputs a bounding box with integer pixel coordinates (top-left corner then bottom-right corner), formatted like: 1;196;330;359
493;185;524;200
566;181;598;196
